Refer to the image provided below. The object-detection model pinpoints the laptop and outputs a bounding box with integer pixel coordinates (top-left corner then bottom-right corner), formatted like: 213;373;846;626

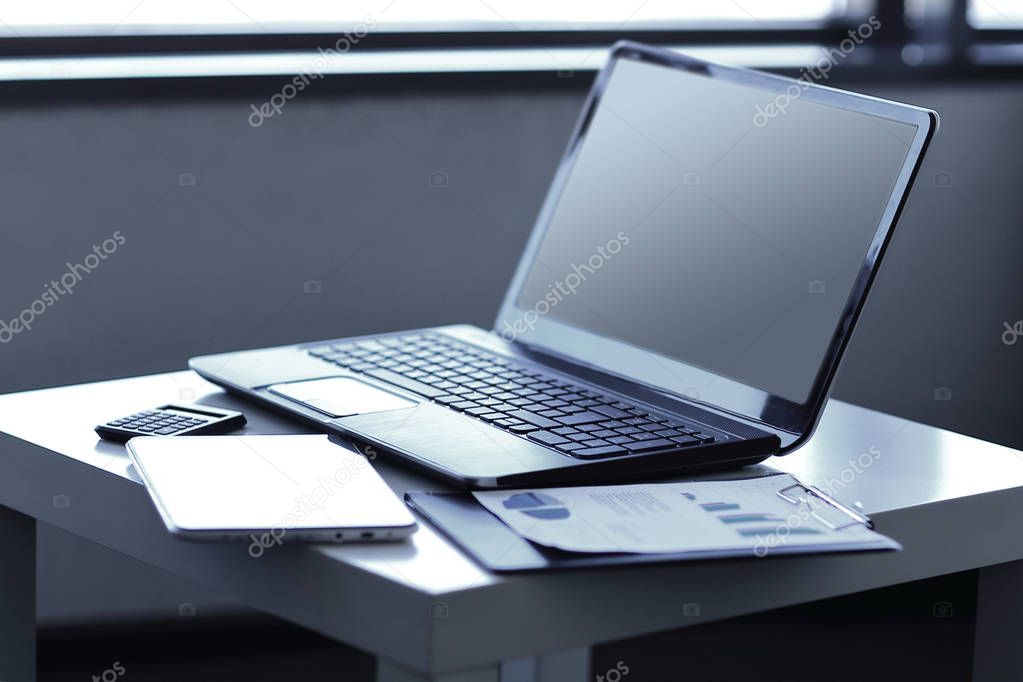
190;41;937;488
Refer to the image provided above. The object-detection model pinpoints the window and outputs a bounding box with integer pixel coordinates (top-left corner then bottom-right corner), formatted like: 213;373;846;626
0;0;867;37
969;0;1023;28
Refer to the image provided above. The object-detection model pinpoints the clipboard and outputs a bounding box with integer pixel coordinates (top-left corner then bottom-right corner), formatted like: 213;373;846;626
405;482;899;573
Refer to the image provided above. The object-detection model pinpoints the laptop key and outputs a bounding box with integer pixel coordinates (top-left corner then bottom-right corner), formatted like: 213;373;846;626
627;438;675;453
508;423;539;433
555;411;604;426
572;444;628;459
528;430;570;447
364;368;446;398
509;410;559;429
592;405;629;419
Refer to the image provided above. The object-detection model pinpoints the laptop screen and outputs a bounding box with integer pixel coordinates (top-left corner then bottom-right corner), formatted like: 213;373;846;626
512;56;918;404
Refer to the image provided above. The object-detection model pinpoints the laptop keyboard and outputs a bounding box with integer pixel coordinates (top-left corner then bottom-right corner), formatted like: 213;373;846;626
307;333;721;460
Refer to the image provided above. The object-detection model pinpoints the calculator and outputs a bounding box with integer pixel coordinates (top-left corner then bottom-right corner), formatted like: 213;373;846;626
95;403;247;442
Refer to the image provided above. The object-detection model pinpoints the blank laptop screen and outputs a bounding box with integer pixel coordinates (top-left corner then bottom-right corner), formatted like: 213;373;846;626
514;57;917;403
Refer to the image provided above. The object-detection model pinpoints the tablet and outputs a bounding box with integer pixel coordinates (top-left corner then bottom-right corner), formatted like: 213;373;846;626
127;434;416;545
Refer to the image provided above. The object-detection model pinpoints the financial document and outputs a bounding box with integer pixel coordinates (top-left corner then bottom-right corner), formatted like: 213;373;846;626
473;474;899;557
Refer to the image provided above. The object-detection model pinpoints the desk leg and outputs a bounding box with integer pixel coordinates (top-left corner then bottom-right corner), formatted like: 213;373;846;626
0;505;35;682
974;559;1023;681
501;647;589;682
377;647;588;682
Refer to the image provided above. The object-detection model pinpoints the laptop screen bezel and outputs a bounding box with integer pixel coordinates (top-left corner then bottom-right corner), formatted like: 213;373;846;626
493;41;938;449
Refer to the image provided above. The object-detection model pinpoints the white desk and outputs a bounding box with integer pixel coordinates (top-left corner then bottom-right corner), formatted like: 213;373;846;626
2;371;1023;681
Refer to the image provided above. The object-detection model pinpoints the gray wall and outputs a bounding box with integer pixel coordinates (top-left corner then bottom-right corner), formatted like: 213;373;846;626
1;74;1021;623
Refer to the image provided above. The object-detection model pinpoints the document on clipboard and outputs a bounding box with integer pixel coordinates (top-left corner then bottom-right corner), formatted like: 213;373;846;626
472;473;899;558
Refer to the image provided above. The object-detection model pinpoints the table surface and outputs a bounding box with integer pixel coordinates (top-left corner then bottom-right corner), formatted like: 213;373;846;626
2;370;1023;676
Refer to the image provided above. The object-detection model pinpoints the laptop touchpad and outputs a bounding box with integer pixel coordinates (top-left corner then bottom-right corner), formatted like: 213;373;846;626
268;377;418;418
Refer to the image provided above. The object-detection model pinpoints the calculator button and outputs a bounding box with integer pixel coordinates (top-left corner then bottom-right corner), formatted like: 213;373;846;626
155;427;179;434
138;426;158;432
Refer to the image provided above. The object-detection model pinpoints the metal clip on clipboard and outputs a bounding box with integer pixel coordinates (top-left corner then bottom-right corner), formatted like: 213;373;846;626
776;482;874;531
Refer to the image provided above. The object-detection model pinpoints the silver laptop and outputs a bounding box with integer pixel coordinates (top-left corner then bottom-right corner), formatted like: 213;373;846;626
190;41;937;488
